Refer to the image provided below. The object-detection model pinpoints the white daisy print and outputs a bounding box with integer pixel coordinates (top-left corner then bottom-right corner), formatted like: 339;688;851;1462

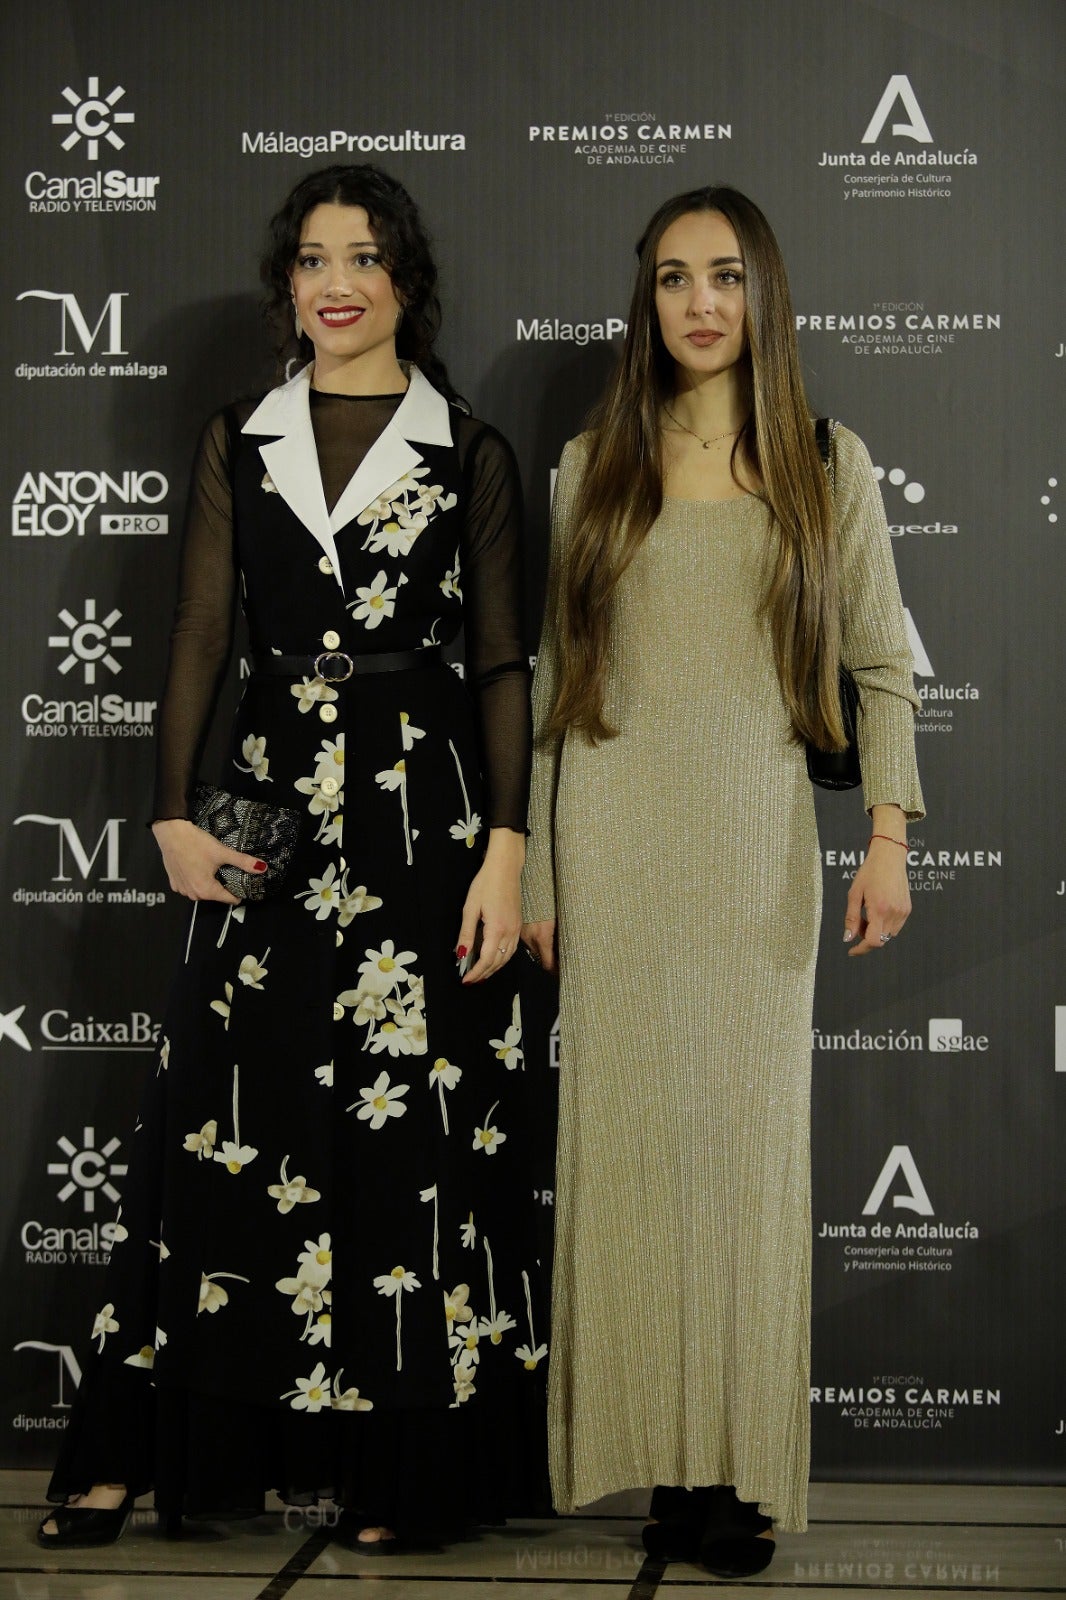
460;1212;476;1250
298;862;342;920
238;950;269;989
429;1056;462;1133
332;1369;374;1411
452;1366;476;1405
291;676;339;714
449;1322;481;1368
349;570;398;630
183;1119;218;1161
234;733;271;782
364;504;428;558
337;881;383;928
314;1061;334;1088
212;1064;258;1173
448;739;481;847
123;1344;156;1369
280;1361;331;1413
373;1265;421;1372
515;1268;547;1369
306;1312;332;1348
198;1270;249;1315
399;711;426;752
444;1284;474;1327
349;1069;409;1129
375;759;414;864
267;1155;322;1214
92;1302;118;1353
489;992;524;1070
440;554;462;602
158;1036;170;1074
420;1184;440;1280
473;1101;507;1155
210;982;233;1029
479;1310;518;1345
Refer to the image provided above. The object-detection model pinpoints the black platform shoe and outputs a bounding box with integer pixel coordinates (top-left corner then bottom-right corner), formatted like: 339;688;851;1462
37;1492;136;1549
698;1485;775;1578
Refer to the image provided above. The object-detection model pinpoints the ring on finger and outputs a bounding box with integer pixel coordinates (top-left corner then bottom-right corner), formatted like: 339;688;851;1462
879;932;892;943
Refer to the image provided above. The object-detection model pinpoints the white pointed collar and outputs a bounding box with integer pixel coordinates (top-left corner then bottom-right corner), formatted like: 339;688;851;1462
241;362;452;447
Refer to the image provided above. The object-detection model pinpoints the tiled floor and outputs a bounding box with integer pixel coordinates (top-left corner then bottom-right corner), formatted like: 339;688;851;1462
1;1472;1062;1598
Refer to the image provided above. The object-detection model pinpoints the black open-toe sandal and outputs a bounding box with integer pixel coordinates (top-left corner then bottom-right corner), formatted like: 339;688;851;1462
37;1493;135;1549
698;1485;775;1579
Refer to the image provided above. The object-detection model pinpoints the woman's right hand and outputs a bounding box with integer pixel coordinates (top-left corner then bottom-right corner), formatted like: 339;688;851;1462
520;919;558;975
151;819;266;904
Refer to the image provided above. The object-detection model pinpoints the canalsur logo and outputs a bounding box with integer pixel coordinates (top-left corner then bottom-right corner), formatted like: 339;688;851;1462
49;1128;127;1214
818;74;977;203
796;301;1000;356
529;108;733;166
26;77;160;214
20;600;156;739
14;290;167;382
11;467;170;537
9;814;166;909
811;1371;1001;1432
817;1144;980;1274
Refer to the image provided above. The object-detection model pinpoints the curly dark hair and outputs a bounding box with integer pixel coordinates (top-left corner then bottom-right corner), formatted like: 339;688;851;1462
260;163;458;400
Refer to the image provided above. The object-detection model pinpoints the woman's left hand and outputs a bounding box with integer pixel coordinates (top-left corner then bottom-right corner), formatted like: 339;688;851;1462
844;828;912;956
456;828;525;984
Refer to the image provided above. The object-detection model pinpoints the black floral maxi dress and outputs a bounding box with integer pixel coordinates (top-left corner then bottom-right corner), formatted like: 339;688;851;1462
48;366;548;1535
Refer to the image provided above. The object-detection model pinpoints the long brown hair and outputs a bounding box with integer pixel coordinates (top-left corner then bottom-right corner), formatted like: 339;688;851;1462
549;185;845;752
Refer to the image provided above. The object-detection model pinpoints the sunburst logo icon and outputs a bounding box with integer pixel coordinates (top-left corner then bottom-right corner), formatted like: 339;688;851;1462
49;599;131;685
51;77;134;162
48;1128;127;1213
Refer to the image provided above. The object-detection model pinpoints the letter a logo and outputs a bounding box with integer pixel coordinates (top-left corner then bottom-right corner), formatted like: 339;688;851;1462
903;609;934;677
862;1144;935;1216
861;75;934;144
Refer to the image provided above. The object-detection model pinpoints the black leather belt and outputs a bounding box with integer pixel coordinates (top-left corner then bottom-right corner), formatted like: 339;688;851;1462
253;645;442;683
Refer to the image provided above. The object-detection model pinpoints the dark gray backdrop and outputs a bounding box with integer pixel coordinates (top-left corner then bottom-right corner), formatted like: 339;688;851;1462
1;0;1063;1486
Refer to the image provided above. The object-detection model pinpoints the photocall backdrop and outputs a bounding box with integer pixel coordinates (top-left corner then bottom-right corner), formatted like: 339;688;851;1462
1;0;1063;1493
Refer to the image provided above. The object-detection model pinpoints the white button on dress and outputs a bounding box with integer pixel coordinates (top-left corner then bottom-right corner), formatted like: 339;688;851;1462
322;630;341;650
319;704;338;724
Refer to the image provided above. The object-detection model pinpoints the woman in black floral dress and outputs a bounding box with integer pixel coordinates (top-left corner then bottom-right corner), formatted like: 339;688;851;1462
40;164;545;1550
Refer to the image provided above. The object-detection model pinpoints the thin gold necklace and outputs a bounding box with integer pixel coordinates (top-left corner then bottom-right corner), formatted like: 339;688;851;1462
663;405;741;451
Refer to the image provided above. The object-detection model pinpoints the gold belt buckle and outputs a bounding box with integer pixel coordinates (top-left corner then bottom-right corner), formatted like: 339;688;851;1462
314;650;355;683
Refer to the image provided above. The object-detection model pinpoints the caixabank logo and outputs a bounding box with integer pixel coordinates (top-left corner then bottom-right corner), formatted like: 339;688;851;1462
11;466;170;538
528;108;733;167
26;76;160;214
14;291;167;382
817;1143;980;1275
9;815;166;908
796;300;1000;357
0;999;162;1056
818;74;977;204
20;598;156;738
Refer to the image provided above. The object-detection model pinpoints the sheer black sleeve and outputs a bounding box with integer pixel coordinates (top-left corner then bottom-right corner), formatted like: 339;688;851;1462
455;417;533;832
151;410;239;821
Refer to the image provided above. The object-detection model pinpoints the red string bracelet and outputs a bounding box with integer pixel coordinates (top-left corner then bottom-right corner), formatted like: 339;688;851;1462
869;834;908;849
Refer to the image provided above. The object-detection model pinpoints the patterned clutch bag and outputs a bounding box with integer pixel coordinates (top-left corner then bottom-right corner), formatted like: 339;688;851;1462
192;782;301;901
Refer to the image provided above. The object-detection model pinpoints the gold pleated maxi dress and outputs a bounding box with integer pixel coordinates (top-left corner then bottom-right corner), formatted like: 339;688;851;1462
523;427;924;1532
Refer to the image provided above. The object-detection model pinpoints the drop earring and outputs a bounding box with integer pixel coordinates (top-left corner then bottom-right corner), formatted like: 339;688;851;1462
292;298;302;340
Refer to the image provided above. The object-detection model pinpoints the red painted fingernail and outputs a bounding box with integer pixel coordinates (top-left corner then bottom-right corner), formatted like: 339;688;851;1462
456;946;468;959
254;860;267;872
